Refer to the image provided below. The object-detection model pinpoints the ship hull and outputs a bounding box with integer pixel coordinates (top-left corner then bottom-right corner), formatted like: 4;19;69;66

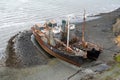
31;27;83;67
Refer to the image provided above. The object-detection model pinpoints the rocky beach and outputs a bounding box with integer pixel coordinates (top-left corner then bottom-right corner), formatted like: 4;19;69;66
1;8;120;80
5;30;49;68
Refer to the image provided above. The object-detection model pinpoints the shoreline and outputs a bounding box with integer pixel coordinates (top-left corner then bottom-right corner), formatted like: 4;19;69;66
2;7;120;80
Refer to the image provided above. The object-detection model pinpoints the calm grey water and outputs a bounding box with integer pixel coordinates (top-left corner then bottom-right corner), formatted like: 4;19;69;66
0;0;120;80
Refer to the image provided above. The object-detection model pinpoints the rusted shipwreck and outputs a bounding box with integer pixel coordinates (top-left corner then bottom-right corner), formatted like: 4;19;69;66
31;13;102;67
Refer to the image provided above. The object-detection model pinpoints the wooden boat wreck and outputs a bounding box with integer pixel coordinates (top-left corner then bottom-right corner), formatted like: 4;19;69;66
31;13;102;67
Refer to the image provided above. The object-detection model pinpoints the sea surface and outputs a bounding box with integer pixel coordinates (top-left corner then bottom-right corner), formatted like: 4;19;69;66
0;0;120;80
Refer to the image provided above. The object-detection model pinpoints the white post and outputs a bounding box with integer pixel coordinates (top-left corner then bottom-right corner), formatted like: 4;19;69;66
67;17;70;50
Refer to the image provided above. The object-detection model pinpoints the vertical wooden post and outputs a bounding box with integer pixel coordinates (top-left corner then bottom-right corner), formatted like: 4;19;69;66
67;17;70;51
82;10;86;47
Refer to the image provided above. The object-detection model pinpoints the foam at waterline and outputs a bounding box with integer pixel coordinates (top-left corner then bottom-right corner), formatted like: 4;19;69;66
0;48;5;60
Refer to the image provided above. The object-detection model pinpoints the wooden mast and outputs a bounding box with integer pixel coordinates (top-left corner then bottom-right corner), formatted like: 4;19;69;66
82;10;87;47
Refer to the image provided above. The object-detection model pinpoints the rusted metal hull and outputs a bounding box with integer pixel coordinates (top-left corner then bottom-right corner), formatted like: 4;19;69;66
31;27;83;67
